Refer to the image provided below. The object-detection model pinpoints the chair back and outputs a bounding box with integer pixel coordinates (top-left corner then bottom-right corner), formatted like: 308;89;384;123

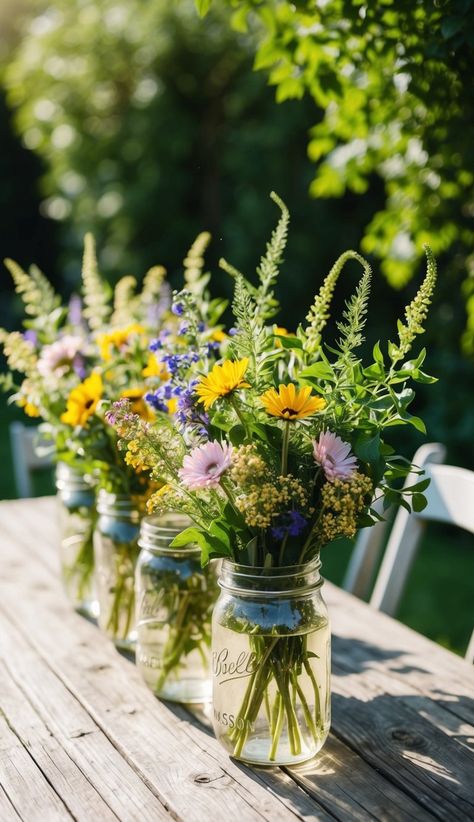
9;422;53;498
343;443;446;599
369;457;474;662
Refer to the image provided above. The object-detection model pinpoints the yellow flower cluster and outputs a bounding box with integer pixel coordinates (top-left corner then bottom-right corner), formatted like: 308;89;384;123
146;484;189;516
124;439;149;473
97;323;144;362
230;445;268;487
236;474;310;530
317;472;373;544
17;396;41;417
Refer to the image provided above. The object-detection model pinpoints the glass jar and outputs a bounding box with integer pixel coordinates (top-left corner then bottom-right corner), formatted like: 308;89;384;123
56;462;98;619
93;490;141;650
136;514;218;703
212;558;331;766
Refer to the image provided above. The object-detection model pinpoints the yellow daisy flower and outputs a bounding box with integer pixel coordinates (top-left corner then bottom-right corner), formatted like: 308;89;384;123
260;384;325;420
142;354;170;380
195;358;250;410
97;323;144;362
211;329;227;343
18;397;41;418
61;373;103;427
120;388;154;421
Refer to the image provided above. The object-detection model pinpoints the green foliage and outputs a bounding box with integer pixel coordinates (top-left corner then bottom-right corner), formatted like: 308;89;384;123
81;233;112;331
198;0;474;348
112;276;138;326
390;247;438;364
255;190;289;319
335;262;372;362
4;257;60;319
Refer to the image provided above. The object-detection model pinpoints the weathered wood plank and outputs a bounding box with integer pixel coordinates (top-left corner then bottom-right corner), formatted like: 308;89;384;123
0;659;118;822
327;583;474;724
0;518;310;822
0;615;172;821
0;785;23;821
0;698;72;820
284;736;437;822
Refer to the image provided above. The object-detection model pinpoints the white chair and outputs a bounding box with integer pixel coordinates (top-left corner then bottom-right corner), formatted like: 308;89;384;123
368;457;474;663
343;443;447;599
9;422;54;498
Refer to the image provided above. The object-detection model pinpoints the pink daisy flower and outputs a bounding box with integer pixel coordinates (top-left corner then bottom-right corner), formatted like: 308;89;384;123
37;335;83;378
313;431;357;482
179;441;233;490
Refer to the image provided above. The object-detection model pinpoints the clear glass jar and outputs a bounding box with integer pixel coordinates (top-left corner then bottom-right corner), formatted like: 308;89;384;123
212;558;331;766
136;514;218;703
56;462;98;619
93;490;141;650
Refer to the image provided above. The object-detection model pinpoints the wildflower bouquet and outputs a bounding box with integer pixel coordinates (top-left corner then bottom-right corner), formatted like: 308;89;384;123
108;192;437;763
0;234;172;619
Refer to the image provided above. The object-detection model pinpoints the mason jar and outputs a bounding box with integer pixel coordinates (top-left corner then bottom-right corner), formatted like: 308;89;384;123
136;514;218;703
56;461;98;619
93;490;141;650
212;558;331;766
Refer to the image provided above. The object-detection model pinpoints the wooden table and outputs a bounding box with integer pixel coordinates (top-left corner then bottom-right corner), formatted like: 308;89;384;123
0;497;473;822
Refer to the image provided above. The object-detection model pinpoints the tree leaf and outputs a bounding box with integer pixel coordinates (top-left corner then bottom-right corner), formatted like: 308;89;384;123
195;0;212;17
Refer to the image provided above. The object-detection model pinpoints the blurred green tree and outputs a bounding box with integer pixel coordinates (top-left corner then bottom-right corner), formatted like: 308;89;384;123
199;0;474;353
5;0;363;296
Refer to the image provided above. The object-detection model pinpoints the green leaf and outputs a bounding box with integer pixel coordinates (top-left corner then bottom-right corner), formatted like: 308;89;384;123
412;370;438;385
372;340;385;365
354;431;381;463
170;526;203;548
195;0;212;17
277;333;303;350
404;477;431;493
441;15;464;38
299;362;334;381
399;412;427;433
412;493;428;513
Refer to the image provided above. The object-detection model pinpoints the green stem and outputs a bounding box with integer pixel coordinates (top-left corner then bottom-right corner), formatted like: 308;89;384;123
304;659;322;729
269;693;284;761
229;395;251;440
281;420;290;476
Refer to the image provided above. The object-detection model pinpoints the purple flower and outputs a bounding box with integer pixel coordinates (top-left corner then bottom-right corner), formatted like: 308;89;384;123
178;323;189;335
72;353;87;379
172;302;184;316
229;327;238;336
313;431;357;482
175;382;209;434
150;329;171;352
179;440;233;490
68;294;83;327
147;282;172;328
145;390;169;413
23;330;37;346
271;510;308;540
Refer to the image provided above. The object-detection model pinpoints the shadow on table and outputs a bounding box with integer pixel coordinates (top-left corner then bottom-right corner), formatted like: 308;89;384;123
332;633;429;676
288;634;474;817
